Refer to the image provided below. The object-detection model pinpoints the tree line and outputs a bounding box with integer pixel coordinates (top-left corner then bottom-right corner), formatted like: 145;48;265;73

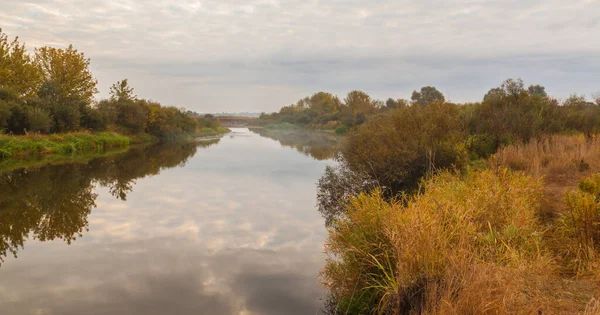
256;82;600;137
0;29;221;138
314;78;600;224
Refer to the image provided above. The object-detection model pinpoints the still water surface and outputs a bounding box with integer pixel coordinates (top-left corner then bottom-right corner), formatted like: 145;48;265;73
0;128;337;315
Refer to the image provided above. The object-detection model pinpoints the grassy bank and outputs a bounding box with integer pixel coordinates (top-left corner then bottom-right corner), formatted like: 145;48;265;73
0;132;130;159
195;126;230;137
323;134;600;314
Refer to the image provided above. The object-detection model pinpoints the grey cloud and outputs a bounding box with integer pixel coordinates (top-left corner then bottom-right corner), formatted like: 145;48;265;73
0;239;324;315
1;0;599;111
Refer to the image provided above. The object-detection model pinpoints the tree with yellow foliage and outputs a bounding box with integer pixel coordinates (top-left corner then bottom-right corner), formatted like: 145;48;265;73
35;45;98;104
0;29;42;98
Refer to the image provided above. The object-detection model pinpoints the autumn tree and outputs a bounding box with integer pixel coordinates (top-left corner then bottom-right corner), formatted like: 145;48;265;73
35;45;98;104
0;29;41;97
308;92;342;114
345;90;378;115
411;86;445;106
110;79;136;102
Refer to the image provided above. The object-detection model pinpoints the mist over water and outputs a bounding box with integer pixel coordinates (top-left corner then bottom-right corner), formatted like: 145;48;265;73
0;128;336;315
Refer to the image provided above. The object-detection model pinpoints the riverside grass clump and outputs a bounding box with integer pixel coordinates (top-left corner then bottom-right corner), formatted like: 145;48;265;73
558;174;600;273
491;134;600;179
322;169;600;315
0;132;130;159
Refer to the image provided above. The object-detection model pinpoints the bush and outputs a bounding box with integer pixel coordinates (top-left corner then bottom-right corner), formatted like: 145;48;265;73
334;125;347;135
340;101;466;194
26;107;53;133
81;106;107;131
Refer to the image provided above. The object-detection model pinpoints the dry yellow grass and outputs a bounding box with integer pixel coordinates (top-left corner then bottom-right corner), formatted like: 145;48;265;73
491;134;600;183
323;135;600;314
491;134;600;220
323;169;600;314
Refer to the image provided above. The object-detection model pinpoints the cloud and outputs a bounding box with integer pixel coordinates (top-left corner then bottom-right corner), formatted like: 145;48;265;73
0;240;325;315
1;0;599;111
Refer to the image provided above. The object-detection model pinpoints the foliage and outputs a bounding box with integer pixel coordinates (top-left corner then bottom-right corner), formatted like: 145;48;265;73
334;125;348;135
25;107;53;133
340;101;466;194
34;45;98;104
109;79;136;102
323;169;554;314
466;78;560;147
0;29;42;97
411;86;445;106
317;159;377;226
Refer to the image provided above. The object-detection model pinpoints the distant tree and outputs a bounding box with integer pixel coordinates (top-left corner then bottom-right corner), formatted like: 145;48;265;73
483;87;505;102
593;92;600;106
528;84;547;97
385;98;397;109
471;78;559;146
109;79;136;102
35;45;98;104
0;29;42;97
501;78;525;98
309;92;342;114
411;86;445;106
345;90;377;115
563;94;589;107
561;94;600;138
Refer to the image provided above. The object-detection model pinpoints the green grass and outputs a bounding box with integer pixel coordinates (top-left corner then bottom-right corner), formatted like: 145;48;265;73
265;122;299;130
194;126;230;137
0;132;130;159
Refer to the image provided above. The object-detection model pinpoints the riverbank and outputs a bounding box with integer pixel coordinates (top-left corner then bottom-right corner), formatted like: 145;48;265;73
0;130;230;171
0;132;131;159
322;134;600;314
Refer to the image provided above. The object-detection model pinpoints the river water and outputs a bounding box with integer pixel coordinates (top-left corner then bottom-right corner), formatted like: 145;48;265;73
0;128;338;315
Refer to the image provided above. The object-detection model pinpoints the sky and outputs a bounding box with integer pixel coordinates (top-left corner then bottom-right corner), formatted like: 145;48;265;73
1;0;599;112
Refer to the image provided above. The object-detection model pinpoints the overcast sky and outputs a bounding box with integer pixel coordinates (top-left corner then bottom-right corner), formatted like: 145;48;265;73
1;0;599;112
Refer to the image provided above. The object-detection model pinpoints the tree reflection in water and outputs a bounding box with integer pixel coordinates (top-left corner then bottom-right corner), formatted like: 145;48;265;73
249;128;340;160
0;139;220;263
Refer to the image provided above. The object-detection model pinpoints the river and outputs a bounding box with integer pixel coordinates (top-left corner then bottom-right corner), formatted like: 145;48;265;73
0;128;339;315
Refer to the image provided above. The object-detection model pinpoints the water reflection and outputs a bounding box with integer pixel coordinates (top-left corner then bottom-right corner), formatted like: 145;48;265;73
0;140;217;263
0;129;332;314
249;128;340;160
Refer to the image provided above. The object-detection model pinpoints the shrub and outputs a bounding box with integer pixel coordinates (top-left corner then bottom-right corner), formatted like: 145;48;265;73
340;101;467;194
26;107;53;133
334;125;347;135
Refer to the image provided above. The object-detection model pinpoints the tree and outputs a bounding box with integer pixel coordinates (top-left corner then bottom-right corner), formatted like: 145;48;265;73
385;98;397;109
345;90;377;115
0;29;41;97
528;84;547;97
35;80;83;132
333;101;466;195
470;78;559;146
411;86;445;106
109;79;136;102
309;92;341;114
35;45;98;104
